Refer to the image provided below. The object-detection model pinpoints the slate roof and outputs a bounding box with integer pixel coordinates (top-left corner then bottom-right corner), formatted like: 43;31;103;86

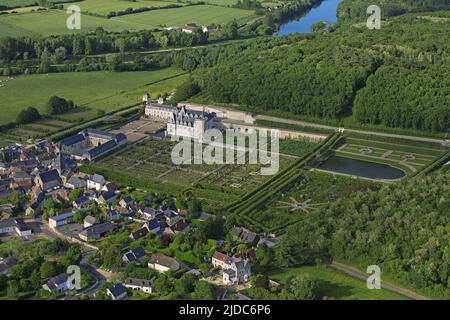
146;218;159;231
0;218;30;233
49;211;74;222
44;273;68;291
38;169;60;184
90;174;105;184
130;227;148;240
74;196;91;206
124;278;152;288
60;134;85;147
107;283;127;299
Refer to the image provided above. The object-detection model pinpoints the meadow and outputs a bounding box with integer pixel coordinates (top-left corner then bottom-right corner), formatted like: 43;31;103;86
65;0;185;16
0;5;255;37
265;265;408;300
0;67;184;126
111;4;255;28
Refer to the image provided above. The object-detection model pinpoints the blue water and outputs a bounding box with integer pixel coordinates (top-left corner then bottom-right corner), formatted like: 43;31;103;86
276;0;343;36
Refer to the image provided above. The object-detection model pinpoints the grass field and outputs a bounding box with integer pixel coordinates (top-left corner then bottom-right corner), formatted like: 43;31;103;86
266;265;408;300
0;68;184;126
65;0;185;16
329;135;449;175
0;5;254;37
112;5;255;28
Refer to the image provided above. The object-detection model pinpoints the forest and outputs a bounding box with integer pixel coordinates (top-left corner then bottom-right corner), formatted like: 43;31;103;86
193;9;450;132
274;171;450;299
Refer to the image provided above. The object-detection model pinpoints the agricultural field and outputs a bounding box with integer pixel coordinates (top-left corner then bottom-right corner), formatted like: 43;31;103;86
0;67;184;126
112;5;256;28
65;0;186;16
330;134;449;176
0;4;255;37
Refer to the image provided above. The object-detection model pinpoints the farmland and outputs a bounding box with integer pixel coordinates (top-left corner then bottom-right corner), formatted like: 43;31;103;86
0;5;255;37
0;68;184;126
64;0;185;16
111;5;255;28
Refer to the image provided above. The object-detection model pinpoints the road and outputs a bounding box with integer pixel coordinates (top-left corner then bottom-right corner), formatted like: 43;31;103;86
26;218;105;297
257;115;449;145
330;261;431;300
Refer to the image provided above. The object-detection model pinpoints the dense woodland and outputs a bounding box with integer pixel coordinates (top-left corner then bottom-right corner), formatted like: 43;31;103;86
193;8;450;132
275;171;450;299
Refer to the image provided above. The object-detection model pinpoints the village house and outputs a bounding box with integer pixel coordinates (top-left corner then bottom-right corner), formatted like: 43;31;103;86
123;278;153;294
122;247;146;264
83;215;97;228
144;218;160;234
97;190;118;205
65;175;86;189
106;209;121;221
59;128;127;162
49;210;74;229
212;251;251;286
129;226;149;241
148;253;180;273
106;283;128;300
0;218;32;237
73;195;93;210
35;169;61;191
0;257;18;276
42;273;69;293
119;196;134;208
79;222;117;241
9;171;32;191
230;226;260;246
87;174;106;191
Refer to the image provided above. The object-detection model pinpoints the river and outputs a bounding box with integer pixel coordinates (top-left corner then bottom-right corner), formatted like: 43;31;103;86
275;0;343;36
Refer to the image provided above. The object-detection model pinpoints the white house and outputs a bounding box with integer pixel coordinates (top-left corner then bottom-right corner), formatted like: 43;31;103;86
43;274;69;293
0;218;32;237
148;253;180;273
49;211;74;229
212;251;251;286
123;278;153;294
87;174;106;191
107;283;128;300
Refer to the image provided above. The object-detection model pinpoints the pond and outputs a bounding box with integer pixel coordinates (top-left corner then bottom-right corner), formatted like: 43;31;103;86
317;156;406;180
275;0;343;36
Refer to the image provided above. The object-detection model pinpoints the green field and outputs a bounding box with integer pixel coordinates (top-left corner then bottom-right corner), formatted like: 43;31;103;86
65;0;185;16
0;5;254;37
112;5;255;28
266;265;408;300
0;68;184;125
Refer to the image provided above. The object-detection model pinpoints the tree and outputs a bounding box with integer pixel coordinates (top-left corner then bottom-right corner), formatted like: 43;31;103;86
17;107;41;124
6;280;19;299
59;246;82;269
40;261;58;280
191;281;215;300
189;197;202;218
280;274;320;300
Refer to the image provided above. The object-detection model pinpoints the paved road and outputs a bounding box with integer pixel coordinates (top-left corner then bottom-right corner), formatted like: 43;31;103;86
78;251;107;297
330;261;431;300
257;115;450;145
